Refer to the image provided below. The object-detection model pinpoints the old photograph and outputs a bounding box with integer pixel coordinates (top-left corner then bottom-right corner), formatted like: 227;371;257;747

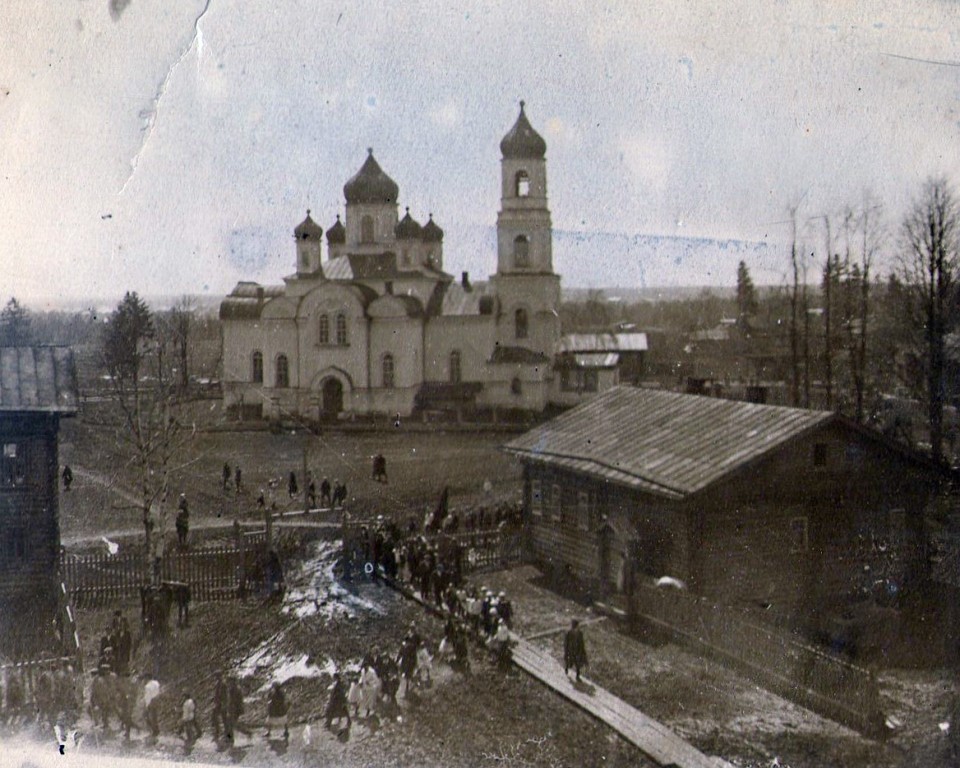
1;1;959;766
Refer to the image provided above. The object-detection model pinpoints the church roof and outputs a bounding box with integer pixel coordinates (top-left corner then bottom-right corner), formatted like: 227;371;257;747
395;208;422;240
343;149;399;205
294;211;323;240
421;214;444;242
489;346;551;365
500;101;546;159
326;215;345;244
321;253;452;282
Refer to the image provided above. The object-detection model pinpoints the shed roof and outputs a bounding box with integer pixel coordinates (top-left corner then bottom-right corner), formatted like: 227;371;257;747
504;386;833;499
0;347;78;414
559;333;648;353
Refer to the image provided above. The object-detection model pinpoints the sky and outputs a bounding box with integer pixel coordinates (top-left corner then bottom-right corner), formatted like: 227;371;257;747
0;0;957;308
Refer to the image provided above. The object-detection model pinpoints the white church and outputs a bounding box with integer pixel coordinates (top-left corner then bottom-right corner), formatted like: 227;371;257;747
219;103;645;421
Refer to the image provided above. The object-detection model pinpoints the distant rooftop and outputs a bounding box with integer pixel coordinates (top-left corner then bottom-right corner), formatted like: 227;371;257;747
0;346;79;414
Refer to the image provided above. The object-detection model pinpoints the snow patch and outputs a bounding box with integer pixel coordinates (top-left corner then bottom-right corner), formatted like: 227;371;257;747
281;539;385;619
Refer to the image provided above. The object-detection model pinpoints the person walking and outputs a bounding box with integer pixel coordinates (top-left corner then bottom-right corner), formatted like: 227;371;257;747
178;692;202;744
287;471;298;499
61;465;73;491
234;465;243;494
563;619;588;682
143;676;161;740
211;673;228;743
176;494;190;547
265;683;289;742
320;477;332;508
222;462;231;492
324;672;351;730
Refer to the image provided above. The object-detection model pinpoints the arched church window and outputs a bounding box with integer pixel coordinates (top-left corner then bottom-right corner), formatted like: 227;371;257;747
449;350;462;384
514;235;529;268
515;308;528;340
318;314;329;344
336;313;348;346
251;351;263;384
515;170;530;197
382;353;395;388
275;354;289;388
361;215;375;244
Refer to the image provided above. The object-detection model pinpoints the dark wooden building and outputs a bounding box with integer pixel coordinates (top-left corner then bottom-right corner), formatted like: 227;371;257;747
504;386;948;626
0;347;78;656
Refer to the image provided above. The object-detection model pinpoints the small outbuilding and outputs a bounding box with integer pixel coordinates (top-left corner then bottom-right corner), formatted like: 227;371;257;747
504;386;949;626
0;346;78;656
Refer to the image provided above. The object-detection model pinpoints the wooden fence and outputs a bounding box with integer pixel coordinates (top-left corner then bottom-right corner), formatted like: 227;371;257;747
631;585;885;736
447;528;523;574
60;536;268;607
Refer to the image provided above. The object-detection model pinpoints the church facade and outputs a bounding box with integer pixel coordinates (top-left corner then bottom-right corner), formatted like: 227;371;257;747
220;103;563;421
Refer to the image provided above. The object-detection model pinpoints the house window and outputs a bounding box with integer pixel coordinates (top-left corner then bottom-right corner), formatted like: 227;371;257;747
514;236;530;268
789;516;809;553
336;314;348;346
319;314;330;344
361;215;375;244
511;377;522;395
275;355;289;388
382;353;395;388
584;370;599;392
515;308;528;339
577;491;591;531
251;351;263;384
1;444;25;487
515;170;530;197
530;479;543;517
550;483;562;522
813;443;828;467
449;350;462;384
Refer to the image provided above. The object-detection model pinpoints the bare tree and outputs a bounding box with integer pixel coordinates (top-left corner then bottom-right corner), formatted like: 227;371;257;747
788;206;803;406
898;177;959;464
101;292;194;564
170;296;194;392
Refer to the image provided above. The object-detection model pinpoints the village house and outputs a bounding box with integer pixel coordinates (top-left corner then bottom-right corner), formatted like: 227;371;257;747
504;385;949;629
0;346;78;656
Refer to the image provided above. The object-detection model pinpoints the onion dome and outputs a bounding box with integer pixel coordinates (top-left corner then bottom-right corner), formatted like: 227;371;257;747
499;101;546;159
395;207;422;240
326;214;345;244
421;213;444;243
343;148;399;205
294;210;323;240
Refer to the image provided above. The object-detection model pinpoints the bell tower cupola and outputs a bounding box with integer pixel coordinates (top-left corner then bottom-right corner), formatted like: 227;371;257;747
496;101;553;275
294;210;324;277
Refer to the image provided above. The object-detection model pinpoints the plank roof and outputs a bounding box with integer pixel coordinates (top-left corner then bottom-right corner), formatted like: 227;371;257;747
504;386;833;499
0;347;78;414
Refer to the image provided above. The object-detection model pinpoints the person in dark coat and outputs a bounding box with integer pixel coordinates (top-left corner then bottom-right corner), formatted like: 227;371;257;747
234;466;243;495
265;683;289;741
563;619;588;682
307;478;317;510
324;672;351;730
288;471;298;499
211;673;228;742
176;494;190;547
222;462;231;491
62;465;73;491
320;477;332;508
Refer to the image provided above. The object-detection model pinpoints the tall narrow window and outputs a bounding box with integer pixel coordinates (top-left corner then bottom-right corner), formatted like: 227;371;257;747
530;479;543;517
511;377;523;395
515;170;530;197
1;443;25;487
336;314;348;346
514;235;530;268
318;314;330;344
382;353;395;388
515;308;528;340
251;351;263;384
275;355;289;388
449;350;462;384
361;215;375;244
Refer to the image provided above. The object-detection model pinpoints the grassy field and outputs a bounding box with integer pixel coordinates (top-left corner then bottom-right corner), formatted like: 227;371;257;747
60;417;521;542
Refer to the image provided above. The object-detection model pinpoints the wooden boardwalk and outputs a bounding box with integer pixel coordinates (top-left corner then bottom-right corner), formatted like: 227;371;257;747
511;637;732;768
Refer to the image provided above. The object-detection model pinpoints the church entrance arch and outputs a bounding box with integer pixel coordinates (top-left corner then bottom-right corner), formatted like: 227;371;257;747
321;377;344;417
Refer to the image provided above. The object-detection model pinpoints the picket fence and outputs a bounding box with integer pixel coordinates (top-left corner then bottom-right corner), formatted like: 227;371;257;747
631;584;885;736
60;533;268;607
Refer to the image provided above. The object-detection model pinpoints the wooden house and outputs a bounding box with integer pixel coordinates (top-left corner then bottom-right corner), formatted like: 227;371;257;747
504;386;949;627
0;347;78;654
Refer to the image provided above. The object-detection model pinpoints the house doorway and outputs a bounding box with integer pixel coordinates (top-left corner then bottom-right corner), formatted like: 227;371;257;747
597;523;616;596
321;377;343;418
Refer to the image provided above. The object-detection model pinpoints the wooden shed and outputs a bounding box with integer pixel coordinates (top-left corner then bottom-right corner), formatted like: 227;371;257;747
0;347;78;654
504;386;949;626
